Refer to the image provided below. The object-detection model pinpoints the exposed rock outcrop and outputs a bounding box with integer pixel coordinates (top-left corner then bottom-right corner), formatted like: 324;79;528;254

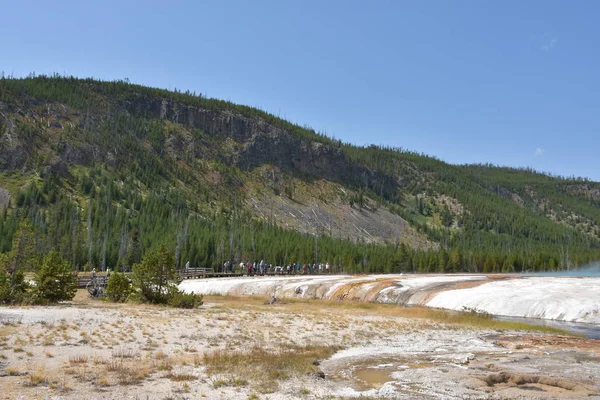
122;96;399;200
0;187;9;210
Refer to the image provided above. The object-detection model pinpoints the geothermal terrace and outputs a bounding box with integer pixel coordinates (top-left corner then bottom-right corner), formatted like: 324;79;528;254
0;274;598;399
180;274;600;324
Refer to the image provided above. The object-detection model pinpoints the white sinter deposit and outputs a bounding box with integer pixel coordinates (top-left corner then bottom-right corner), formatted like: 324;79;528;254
426;277;600;324
179;274;600;324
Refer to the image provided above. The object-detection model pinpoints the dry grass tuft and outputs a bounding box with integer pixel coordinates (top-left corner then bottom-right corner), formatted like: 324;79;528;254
42;336;56;346
69;354;89;364
164;371;197;381
95;376;111;387
5;366;24;376
25;369;48;387
212;377;248;388
154;349;168;359
106;360;152;385
112;347;138;359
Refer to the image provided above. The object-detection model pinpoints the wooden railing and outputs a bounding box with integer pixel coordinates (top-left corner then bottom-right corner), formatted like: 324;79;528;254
177;268;215;279
76;267;328;288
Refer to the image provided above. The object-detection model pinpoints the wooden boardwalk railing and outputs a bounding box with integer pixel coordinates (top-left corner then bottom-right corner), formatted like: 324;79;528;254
76;268;311;288
77;276;109;288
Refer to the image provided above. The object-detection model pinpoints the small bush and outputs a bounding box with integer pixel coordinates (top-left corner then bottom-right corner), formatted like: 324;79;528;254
106;273;131;302
168;290;203;309
126;290;144;303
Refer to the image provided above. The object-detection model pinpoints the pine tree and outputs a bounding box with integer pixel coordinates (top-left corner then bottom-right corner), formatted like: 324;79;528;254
132;245;176;304
33;250;77;303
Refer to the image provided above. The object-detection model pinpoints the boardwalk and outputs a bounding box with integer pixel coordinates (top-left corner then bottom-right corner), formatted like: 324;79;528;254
76;268;284;288
77;276;108;289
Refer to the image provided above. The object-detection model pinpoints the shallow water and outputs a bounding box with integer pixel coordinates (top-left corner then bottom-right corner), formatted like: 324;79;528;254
353;365;395;389
328;342;600;399
495;315;600;339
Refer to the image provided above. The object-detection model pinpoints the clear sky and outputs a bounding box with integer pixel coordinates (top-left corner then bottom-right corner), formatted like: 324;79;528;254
2;1;599;180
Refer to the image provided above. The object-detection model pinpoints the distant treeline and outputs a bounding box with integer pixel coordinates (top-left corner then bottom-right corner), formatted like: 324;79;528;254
1;183;596;274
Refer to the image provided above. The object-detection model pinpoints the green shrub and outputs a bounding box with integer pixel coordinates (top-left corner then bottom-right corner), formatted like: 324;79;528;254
105;272;131;302
129;246;202;308
0;246;29;305
32;250;77;304
131;245;177;304
168;290;203;309
0;270;28;305
126;290;144;303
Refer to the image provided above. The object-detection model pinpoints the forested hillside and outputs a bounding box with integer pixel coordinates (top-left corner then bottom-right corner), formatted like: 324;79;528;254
1;75;599;273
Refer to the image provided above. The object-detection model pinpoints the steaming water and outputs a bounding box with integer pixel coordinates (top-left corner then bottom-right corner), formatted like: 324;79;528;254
522;262;600;277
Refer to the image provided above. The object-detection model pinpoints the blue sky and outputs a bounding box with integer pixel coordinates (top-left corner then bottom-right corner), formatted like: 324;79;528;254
2;1;599;180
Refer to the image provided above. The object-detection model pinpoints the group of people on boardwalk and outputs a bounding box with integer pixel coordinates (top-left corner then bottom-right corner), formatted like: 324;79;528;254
221;260;332;275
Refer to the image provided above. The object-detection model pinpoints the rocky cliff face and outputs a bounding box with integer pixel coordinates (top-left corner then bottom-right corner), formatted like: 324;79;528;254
0;92;421;246
0;105;28;170
1;93;399;202
0;187;9;210
122;95;399;200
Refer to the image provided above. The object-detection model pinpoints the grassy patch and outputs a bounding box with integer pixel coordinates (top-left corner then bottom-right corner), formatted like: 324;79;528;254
203;344;339;393
206;294;571;336
396;307;571;335
0;326;16;337
0;170;30;195
212;377;248;388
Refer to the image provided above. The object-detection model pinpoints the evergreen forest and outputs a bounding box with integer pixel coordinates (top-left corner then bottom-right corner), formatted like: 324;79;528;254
1;74;599;274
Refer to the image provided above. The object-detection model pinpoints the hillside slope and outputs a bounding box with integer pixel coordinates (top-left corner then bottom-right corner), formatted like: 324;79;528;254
1;76;599;272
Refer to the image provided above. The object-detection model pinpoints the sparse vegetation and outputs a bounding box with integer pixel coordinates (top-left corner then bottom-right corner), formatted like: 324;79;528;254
0;289;592;399
203;345;340;392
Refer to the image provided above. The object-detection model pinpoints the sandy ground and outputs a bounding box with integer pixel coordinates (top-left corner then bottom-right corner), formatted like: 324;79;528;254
0;290;599;400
